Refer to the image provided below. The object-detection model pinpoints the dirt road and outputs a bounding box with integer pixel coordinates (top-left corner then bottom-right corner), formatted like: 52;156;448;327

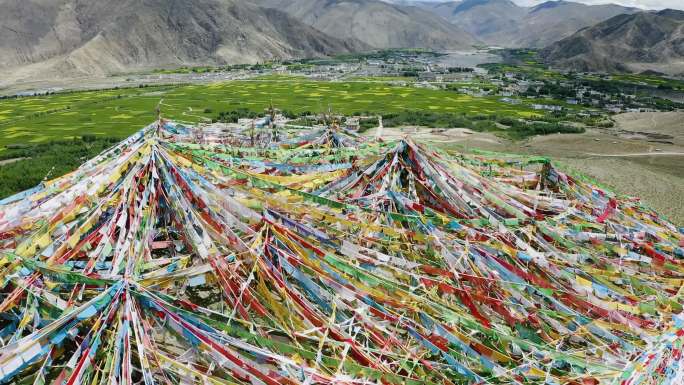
586;152;684;157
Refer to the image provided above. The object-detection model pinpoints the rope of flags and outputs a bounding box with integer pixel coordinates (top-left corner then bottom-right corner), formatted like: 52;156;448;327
0;120;682;385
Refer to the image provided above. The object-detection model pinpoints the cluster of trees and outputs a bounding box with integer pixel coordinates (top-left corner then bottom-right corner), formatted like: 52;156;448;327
215;108;319;123
445;83;494;93
209;108;584;139
382;111;496;131
214;108;327;124
0;136;121;199
399;67;424;77
0;84;151;100
330;49;443;63
153;63;275;75
447;67;475;73
524;81;576;98
401;71;420;77
522;77;683;112
212;108;387;132
0;92;58;100
280;110;313;119
481;55;683;113
358;117;379;131
212;107;332;123
284;63;314;71
648;97;683;110
506;120;584;139
215;108;260;123
380;110;584;139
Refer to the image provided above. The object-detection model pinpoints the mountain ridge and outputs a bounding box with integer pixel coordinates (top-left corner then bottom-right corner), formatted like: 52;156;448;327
251;0;479;50
540;9;684;74
0;0;367;85
420;0;639;47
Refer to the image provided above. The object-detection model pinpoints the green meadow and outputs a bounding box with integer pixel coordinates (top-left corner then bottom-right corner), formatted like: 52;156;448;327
0;78;541;148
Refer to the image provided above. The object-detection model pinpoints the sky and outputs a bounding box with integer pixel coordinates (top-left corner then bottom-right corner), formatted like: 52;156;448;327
414;0;684;10
513;0;683;9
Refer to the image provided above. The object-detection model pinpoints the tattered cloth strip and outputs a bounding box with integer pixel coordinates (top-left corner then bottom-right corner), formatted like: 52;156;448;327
0;121;682;385
614;313;684;385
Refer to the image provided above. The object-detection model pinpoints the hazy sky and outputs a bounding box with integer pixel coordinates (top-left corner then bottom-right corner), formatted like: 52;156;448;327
414;0;683;10
513;0;683;9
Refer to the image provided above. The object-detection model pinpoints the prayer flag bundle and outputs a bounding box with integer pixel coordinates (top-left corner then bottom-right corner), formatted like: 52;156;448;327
0;121;682;385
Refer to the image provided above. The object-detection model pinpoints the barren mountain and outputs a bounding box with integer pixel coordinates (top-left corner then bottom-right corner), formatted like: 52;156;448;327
541;9;684;75
379;0;435;5
252;0;479;50
429;0;526;45
423;0;637;47
514;1;640;47
0;0;365;85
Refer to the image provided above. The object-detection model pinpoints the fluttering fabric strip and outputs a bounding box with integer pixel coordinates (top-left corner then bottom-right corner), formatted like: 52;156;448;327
0;121;682;385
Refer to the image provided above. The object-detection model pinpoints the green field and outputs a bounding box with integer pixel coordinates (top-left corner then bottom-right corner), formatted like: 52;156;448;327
0;78;542;148
609;74;684;90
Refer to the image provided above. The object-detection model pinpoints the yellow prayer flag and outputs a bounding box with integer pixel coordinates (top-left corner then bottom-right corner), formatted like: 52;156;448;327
575;275;592;288
67;234;80;248
35;232;51;249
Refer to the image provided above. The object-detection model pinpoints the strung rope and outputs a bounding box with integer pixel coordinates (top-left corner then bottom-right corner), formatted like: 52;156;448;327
0;120;681;385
